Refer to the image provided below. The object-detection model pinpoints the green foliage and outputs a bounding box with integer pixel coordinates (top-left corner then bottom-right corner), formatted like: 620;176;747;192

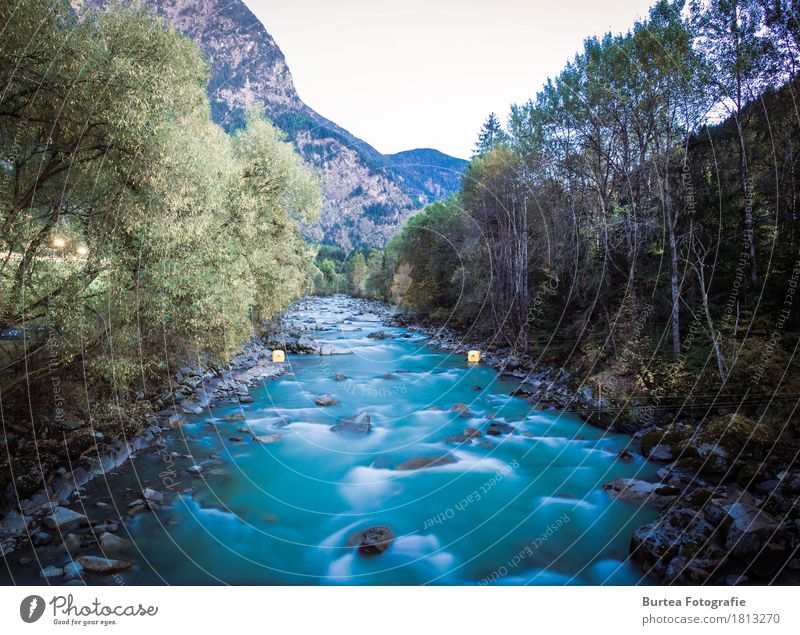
380;0;800;424
0;0;320;420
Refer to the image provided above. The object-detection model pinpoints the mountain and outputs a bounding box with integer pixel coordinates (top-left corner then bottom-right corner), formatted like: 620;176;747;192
73;0;467;248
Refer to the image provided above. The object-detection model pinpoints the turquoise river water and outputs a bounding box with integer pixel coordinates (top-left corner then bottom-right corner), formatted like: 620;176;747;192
5;295;660;585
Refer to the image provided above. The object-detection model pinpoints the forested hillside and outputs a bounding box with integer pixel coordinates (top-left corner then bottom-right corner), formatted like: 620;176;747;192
364;0;800;437
76;0;468;249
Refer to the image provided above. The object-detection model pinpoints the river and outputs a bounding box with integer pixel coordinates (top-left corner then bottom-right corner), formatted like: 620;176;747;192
5;295;659;585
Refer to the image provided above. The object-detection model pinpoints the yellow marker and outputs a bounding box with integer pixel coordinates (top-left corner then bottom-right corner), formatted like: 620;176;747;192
467;350;481;363
272;349;285;363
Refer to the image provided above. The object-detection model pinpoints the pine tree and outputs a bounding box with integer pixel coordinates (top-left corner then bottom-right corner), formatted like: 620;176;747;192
473;113;507;156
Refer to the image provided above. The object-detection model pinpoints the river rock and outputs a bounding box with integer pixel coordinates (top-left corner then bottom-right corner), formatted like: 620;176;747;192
98;532;127;550
142;487;163;502
180;399;203;415
318;344;353;355
347;526;394;555
463;428;483;439
631;506;724;583
441;434;472;444
333;373;348;381
57;532;83;554
77;555;132;574
367;331;394;340
314;394;340;406
395;455;457;471
647;444;673;462
62;561;84;581
253;434;282;444
602;478;679;506
31;530;52;546
486;422;515;436
40;565;63;579
331;412;371;435
0;510;29;536
722;502;779;560
43;506;88;531
167;414;184;429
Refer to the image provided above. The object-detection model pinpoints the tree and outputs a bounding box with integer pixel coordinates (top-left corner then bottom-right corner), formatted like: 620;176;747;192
473;113;508;156
692;0;774;283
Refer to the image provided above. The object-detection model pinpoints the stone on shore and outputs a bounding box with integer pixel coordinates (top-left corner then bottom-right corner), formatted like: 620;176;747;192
142;487;163;502
77;555;132;574
0;510;29;536
40;566;63;579
43;506;88;531
62;561;84;581
723;502;779;560
98;532;127;550
602;478;679;506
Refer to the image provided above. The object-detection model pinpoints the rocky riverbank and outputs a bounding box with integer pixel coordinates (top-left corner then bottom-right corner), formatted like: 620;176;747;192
389;310;800;585
0;327;289;564
2;294;797;585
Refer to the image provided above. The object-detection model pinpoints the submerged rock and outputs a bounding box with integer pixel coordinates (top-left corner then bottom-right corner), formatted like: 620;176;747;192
441;434;472;445
486;422;516;436
395;455;457;471
331;412;371;435
347;525;394;556
333;373;348;381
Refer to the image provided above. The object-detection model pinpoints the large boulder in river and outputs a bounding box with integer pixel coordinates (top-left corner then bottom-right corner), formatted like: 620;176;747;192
347;525;394;556
395;455;457;471
331;412;371;435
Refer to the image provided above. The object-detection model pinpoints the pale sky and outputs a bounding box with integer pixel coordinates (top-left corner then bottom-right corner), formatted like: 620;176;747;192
243;0;656;159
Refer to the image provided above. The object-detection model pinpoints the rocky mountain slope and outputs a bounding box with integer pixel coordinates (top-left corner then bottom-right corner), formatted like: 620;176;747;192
74;0;467;248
